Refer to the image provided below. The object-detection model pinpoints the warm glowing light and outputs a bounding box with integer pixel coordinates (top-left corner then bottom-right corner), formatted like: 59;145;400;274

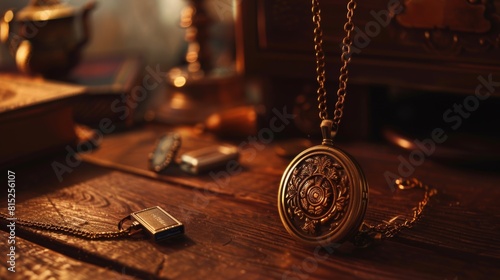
186;42;199;63
173;76;187;87
0;22;9;43
186;51;198;63
16;40;32;74
395;137;413;149
38;11;50;21
168;67;182;79
205;114;221;130
187;62;200;73
185;27;197;41
188;42;200;52
170;92;188;109
4;10;14;22
180;6;195;27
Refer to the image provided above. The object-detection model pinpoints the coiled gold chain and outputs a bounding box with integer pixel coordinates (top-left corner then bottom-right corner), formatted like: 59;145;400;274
0;212;139;239
353;178;438;247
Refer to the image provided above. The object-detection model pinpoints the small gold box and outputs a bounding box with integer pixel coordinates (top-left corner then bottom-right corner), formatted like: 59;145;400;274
130;206;184;242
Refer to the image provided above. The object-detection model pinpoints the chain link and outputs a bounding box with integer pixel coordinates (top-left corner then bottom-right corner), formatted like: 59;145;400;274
353;178;438;247
0;212;138;240
312;0;356;132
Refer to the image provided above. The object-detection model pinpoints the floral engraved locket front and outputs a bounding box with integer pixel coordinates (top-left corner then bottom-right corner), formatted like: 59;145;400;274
278;144;368;245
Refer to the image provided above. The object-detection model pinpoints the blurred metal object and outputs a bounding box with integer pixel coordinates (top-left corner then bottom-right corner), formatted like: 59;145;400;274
149;133;182;173
166;0;214;85
157;0;245;124
179;144;239;174
179;0;214;76
0;0;95;77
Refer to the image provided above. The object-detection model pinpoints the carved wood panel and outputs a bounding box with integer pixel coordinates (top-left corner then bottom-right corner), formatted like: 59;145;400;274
237;0;500;93
395;0;500;55
257;0;500;59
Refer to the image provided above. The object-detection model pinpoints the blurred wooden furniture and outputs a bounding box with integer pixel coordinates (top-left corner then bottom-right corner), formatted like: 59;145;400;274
1;122;499;279
237;0;500;93
236;0;500;154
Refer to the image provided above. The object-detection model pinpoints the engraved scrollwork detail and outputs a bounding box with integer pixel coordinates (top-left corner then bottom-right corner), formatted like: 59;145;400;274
285;155;349;236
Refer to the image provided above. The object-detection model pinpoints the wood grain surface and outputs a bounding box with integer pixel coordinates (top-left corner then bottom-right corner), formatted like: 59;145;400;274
1;123;499;279
0;231;136;280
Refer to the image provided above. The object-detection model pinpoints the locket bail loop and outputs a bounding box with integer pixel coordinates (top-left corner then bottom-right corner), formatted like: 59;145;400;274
321;119;336;145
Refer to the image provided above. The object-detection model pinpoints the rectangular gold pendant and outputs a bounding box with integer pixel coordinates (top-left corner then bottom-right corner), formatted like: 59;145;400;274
130;206;184;242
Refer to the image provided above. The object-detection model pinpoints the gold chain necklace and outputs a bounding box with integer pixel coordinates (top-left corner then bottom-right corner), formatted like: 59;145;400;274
0;211;134;239
277;0;437;247
313;0;354;132
0;206;184;242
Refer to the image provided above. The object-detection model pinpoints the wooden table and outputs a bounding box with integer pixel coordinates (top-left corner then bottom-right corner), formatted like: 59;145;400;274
1;123;499;279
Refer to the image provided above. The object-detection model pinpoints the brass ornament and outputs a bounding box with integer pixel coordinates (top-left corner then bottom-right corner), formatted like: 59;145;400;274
278;0;362;245
278;121;368;245
277;0;437;246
